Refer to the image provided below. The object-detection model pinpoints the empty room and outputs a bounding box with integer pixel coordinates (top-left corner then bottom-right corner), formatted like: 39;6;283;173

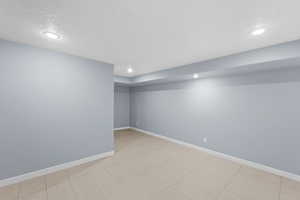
1;0;300;200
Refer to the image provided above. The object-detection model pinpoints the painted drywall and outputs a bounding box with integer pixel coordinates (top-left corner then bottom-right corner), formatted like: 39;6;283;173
0;39;114;180
131;39;300;84
114;85;130;128
130;67;300;176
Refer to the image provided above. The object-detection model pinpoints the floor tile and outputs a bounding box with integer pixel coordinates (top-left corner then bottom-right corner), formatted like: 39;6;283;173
180;156;241;200
0;184;19;200
280;177;300;200
219;166;281;200
46;170;77;200
19;177;47;200
69;172;107;200
101;172;151;200
69;160;116;199
1;130;299;200
147;183;192;200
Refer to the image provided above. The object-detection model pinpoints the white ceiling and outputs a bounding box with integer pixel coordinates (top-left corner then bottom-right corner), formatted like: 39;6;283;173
1;0;300;77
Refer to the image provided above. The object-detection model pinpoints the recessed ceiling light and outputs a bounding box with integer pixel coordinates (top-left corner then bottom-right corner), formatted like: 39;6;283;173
127;67;133;73
193;73;199;79
43;31;61;40
251;28;265;36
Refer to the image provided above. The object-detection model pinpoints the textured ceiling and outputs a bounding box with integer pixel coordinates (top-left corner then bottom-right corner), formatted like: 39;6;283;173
1;0;300;76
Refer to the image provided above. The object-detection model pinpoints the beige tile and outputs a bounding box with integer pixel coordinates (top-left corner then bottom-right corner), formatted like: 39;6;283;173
68;161;98;178
104;140;175;183
141;160;185;193
147;183;192;200
114;130;146;152
46;170;77;200
164;147;210;173
102;176;149;200
69;173;107;200
19;177;47;200
100;157;145;183
180;156;241;200
218;191;241;200
120;145;195;193
3;130;294;200
220;166;281;200
88;162;116;187
0;184;19;200
280;178;300;200
100;166;153;198
101;151;182;199
69;160;116;200
97;160;152;200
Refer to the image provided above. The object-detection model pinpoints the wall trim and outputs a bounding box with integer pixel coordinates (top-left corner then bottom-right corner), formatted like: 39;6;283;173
131;127;300;182
114;127;131;131
0;151;114;188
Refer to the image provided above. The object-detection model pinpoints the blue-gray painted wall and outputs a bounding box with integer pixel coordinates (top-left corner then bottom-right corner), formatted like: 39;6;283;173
130;67;300;176
114;39;300;86
0;39;114;180
114;86;130;128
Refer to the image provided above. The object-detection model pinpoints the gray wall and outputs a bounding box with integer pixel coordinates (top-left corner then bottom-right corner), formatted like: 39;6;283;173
114;85;130;128
130;67;300;176
0;39;114;180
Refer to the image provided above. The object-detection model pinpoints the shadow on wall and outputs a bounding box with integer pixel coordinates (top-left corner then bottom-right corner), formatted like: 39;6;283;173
132;66;300;92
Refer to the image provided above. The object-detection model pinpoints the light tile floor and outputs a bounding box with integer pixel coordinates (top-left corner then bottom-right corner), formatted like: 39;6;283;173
1;129;299;200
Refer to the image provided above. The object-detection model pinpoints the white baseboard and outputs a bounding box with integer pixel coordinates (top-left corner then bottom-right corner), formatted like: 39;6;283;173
131;127;300;182
0;151;114;188
114;127;131;131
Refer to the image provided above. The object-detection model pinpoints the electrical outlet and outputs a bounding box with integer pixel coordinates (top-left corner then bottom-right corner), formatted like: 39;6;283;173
203;137;207;143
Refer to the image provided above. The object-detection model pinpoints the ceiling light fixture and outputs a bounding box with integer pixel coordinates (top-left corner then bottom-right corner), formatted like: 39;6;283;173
251;28;265;36
193;73;199;79
127;67;133;73
43;31;61;40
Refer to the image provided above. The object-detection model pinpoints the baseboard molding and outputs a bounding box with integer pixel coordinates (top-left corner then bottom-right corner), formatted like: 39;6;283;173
0;151;114;188
114;127;131;131
131;127;300;182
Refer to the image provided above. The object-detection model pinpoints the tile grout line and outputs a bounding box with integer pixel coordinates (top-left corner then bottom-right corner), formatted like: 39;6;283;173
97;166;117;200
278;177;283;200
216;165;243;200
45;176;49;200
44;176;49;200
67;169;80;200
17;183;20;200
